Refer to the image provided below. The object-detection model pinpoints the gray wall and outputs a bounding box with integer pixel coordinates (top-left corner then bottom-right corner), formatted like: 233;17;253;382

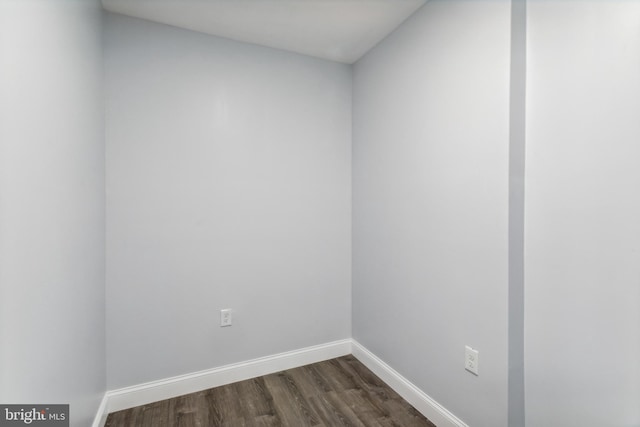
105;13;352;389
0;1;106;426
352;1;511;426
525;2;640;425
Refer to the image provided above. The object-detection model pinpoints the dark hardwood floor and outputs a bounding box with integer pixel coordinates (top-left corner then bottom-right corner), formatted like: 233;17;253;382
105;355;437;427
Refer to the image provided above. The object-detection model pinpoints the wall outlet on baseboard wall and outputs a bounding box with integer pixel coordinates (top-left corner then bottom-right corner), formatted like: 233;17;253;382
220;309;232;327
465;345;479;376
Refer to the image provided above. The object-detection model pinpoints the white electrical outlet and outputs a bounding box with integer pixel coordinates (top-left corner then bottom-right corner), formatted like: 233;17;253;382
220;309;232;327
465;345;479;376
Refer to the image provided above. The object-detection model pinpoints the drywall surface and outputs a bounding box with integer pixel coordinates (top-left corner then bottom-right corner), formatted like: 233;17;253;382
352;1;511;425
0;1;106;426
105;13;352;389
525;2;640;426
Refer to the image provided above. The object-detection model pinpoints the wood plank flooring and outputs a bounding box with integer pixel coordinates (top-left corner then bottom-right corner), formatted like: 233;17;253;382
105;355;436;427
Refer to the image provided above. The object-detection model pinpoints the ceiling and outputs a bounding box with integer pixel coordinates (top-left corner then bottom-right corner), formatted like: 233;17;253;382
101;0;427;64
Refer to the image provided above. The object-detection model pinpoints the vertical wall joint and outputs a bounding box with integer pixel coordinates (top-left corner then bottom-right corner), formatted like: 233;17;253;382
508;0;526;426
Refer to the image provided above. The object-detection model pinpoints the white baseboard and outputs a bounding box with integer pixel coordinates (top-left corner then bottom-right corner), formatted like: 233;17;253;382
99;339;351;423
91;393;109;427
94;339;466;427
351;340;468;427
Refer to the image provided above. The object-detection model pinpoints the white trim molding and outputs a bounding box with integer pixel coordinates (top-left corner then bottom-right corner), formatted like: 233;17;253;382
92;393;109;427
351;340;469;427
93;339;467;427
93;339;351;426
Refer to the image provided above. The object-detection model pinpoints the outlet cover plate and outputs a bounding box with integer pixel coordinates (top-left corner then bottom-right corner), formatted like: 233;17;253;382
465;345;479;376
220;309;232;327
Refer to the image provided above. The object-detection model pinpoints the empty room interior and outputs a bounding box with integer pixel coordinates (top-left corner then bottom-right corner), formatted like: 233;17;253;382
1;0;639;426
